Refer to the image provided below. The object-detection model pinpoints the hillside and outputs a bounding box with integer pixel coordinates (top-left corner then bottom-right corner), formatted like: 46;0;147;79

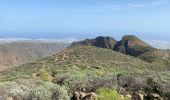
0;42;69;71
0;46;170;99
139;49;170;65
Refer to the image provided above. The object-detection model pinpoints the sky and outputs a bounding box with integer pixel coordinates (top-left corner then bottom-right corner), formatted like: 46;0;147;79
0;0;170;41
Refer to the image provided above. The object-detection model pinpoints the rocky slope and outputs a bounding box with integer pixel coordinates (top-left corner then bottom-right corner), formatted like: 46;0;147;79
0;42;69;71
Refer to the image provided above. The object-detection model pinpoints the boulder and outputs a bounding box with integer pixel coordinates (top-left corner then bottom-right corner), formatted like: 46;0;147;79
120;95;125;100
150;93;162;100
144;93;163;100
72;91;98;100
6;97;14;100
132;93;143;100
72;91;81;100
82;92;98;100
125;94;132;100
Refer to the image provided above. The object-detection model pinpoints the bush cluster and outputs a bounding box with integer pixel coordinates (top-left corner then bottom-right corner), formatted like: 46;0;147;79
0;80;70;100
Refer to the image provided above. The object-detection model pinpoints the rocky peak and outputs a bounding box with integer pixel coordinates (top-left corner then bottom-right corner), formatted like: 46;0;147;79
114;35;154;56
94;36;117;49
71;36;117;49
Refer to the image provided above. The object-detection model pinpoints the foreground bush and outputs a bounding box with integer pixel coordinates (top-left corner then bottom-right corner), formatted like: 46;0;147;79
0;79;70;100
30;82;70;100
96;88;120;100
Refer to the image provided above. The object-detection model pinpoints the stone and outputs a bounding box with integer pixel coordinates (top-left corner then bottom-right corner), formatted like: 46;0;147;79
132;93;143;100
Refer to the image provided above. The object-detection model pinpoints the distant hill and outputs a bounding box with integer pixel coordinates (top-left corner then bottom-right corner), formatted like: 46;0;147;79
0;42;69;71
139;49;170;63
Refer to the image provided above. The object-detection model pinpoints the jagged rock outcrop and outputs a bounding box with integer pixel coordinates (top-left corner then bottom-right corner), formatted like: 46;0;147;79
71;36;117;49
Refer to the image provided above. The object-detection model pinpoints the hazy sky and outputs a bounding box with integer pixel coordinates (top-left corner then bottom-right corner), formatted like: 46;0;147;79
0;0;170;40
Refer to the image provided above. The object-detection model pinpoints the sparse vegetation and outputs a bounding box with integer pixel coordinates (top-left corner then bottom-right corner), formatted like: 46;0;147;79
0;45;169;99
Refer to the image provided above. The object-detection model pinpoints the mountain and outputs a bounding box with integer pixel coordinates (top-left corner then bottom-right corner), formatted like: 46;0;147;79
72;36;117;49
0;46;169;99
114;35;155;57
71;35;170;63
0;42;69;71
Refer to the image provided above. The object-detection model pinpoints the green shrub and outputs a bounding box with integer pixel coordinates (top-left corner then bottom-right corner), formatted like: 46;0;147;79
96;88;120;100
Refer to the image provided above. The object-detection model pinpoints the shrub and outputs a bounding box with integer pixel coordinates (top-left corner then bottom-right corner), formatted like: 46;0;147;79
9;84;30;100
29;81;70;100
96;88;120;100
144;77;162;94
69;77;115;92
0;80;70;100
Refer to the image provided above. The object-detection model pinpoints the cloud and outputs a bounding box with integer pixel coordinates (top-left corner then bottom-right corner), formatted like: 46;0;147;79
128;0;167;8
145;40;170;50
0;37;80;43
74;0;167;12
